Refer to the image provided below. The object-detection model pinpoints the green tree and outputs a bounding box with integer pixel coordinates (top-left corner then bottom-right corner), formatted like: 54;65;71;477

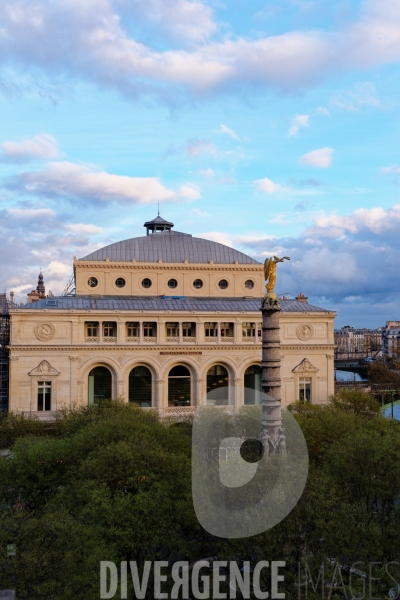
1;401;400;599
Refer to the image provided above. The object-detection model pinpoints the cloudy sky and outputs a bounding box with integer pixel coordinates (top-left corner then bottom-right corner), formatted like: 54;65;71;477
1;0;400;326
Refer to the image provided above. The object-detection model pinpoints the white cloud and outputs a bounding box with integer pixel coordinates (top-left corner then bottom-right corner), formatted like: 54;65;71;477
65;223;104;234
254;177;288;193
316;106;331;117
332;82;384;112
381;165;400;174
9;161;201;204
2;0;400;100
45;260;72;279
177;182;201;200
299;147;334;168
192;208;209;217
288;114;309;136
219;175;237;184
165;140;218;158
115;0;217;44
0;205;109;300
0;134;59;163
8;207;56;219
198;231;234;247
292;248;361;284
216;124;239;139
197;168;215;177
306;204;400;237
186;140;217;157
226;202;400;319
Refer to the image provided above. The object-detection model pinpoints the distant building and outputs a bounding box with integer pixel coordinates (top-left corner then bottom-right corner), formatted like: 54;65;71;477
26;273;47;304
382;322;400;358
334;326;382;358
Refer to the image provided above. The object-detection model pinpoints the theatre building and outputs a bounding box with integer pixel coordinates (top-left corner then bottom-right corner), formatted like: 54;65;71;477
8;216;335;417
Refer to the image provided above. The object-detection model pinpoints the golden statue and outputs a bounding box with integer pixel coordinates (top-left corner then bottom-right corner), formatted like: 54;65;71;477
264;256;290;296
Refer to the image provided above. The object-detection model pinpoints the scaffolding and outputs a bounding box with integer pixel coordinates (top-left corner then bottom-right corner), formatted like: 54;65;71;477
0;294;10;412
62;272;76;296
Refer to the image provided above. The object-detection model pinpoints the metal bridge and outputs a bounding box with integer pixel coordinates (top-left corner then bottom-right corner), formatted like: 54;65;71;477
334;358;369;374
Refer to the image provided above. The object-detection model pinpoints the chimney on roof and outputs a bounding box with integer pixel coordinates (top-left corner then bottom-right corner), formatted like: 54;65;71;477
296;293;308;302
9;291;14;305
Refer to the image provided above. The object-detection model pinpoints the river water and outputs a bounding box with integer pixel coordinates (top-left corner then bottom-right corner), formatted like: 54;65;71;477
335;370;368;382
334;370;400;421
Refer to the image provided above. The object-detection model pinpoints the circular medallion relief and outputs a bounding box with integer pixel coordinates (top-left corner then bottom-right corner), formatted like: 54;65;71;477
296;324;314;341
34;322;55;342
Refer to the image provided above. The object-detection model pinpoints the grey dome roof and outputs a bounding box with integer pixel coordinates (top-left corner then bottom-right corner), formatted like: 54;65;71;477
79;230;260;264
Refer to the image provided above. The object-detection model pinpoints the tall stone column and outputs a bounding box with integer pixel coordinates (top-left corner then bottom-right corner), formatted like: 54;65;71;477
260;295;285;454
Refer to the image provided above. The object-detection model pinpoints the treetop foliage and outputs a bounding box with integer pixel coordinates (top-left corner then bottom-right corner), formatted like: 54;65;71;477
0;397;399;599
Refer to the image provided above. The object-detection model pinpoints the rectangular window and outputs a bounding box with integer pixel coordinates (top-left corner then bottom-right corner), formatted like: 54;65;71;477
126;322;140;337
103;322;116;337
220;322;233;337
143;322;156;337
86;322;98;337
242;322;255;338
257;322;262;339
166;322;179;337
182;322;195;337
299;378;311;402
205;322;217;337
38;381;52;411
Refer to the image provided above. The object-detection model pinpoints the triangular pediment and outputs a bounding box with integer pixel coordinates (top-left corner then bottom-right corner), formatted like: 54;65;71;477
29;360;60;376
292;358;319;374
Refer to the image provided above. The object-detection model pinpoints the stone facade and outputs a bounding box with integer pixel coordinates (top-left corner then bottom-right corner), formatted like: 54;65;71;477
74;258;265;298
8;304;335;417
8;217;336;417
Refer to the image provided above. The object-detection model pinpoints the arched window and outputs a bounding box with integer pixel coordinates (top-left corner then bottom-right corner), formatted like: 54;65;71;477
88;366;112;405
129;366;152;407
168;365;191;406
244;365;262;404
207;365;229;405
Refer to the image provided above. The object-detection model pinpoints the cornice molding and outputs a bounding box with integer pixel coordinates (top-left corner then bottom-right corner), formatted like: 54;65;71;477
76;262;263;272
282;345;335;350
9;342;335;352
9;345;263;352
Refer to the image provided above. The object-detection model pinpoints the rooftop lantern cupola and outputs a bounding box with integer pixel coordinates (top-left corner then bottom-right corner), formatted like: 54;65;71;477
144;215;174;236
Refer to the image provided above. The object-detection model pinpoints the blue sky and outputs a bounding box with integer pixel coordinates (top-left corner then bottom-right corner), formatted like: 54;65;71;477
1;0;400;327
